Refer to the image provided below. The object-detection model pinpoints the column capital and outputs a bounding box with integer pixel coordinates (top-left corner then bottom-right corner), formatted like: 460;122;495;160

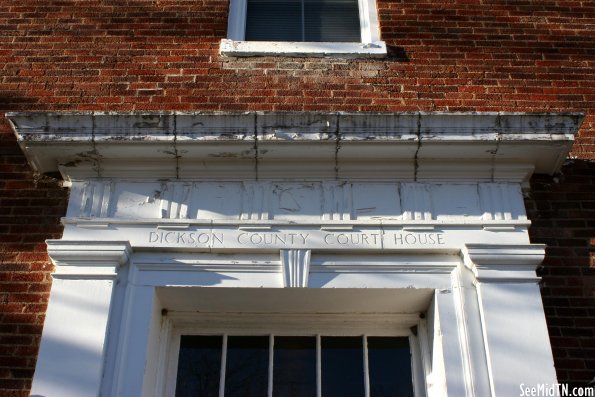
461;244;545;283
46;240;132;279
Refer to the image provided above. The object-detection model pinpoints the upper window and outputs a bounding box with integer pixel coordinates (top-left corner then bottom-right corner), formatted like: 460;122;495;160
221;0;386;57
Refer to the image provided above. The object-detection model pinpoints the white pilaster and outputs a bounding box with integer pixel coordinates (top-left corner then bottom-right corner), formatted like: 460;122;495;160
462;244;556;397
30;241;131;397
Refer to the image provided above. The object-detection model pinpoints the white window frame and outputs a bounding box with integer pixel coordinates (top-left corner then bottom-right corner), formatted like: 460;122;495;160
161;312;426;397
220;0;387;57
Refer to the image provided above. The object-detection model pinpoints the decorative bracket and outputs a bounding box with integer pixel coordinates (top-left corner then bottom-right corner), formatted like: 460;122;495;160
280;249;311;288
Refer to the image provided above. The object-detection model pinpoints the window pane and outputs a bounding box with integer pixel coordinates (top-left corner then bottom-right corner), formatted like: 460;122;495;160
321;336;365;397
176;335;222;397
225;336;269;397
246;0;302;41
273;336;317;397
367;337;414;397
304;0;361;42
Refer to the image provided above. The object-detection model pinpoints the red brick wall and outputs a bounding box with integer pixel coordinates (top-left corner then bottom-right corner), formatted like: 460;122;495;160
526;161;595;388
1;0;593;393
0;123;68;395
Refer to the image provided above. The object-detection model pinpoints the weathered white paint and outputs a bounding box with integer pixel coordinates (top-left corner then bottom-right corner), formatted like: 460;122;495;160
8;112;582;182
11;112;581;397
66;180;531;222
223;0;383;55
219;39;388;57
462;245;557;396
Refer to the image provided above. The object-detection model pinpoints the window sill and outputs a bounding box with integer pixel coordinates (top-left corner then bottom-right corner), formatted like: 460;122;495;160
219;39;387;58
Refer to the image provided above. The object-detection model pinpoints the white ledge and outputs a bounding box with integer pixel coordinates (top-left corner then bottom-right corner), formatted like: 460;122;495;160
219;39;387;58
61;218;533;227
461;243;546;282
7;112;583;182
46;240;132;278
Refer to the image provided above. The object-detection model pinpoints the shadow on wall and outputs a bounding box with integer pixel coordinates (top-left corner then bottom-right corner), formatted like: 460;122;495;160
0;93;42;109
527;159;595;387
386;45;410;62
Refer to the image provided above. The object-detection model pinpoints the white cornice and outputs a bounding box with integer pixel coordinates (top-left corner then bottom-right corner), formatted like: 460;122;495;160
46;240;132;279
461;244;546;283
7;112;583;182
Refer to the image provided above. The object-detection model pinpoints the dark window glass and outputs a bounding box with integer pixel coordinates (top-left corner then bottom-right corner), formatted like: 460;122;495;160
225;336;269;397
245;0;361;42
367;337;414;397
273;336;317;397
175;335;222;397
321;336;365;397
246;1;302;41
304;0;361;42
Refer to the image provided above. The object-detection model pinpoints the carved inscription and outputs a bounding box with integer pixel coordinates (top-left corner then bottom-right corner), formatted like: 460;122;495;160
238;232;310;245
393;232;444;245
149;231;224;246
323;233;382;246
146;229;446;249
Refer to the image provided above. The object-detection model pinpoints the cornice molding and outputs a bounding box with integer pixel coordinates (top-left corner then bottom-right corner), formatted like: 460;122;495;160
7;112;583;182
461;244;546;283
46;240;132;279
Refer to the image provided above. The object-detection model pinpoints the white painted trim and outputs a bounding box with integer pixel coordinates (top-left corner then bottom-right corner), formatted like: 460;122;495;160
62;217;533;227
46;240;132;279
316;334;322;397
410;331;428;397
221;0;384;56
363;335;370;397
268;334;274;397
162;311;421;396
281;249;311;287
9;112;582;182
220;39;387;57
461;243;545;283
219;334;228;397
416;319;432;397
31;240;132;397
227;0;247;40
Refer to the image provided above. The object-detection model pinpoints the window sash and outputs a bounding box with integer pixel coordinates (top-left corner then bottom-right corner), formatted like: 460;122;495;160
245;0;362;42
226;0;382;44
174;334;414;397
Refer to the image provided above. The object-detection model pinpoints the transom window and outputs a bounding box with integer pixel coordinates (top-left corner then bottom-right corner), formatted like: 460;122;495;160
174;334;414;397
245;0;361;42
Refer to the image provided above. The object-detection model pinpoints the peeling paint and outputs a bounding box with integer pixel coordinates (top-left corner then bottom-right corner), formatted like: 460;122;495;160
6;112;583;179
